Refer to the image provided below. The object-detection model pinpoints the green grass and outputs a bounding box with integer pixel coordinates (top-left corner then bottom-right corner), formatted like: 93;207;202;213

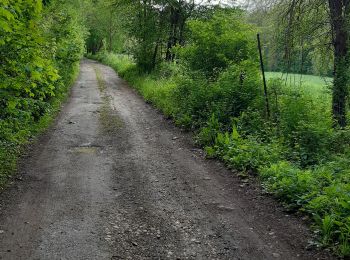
266;72;332;97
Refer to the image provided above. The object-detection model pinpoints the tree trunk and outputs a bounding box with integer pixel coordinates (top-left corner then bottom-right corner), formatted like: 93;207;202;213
284;0;297;71
151;41;159;70
171;9;180;61
328;0;350;127
179;19;186;46
166;7;175;61
108;9;113;52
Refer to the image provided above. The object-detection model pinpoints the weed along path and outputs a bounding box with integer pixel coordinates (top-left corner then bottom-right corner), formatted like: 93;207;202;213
0;59;333;260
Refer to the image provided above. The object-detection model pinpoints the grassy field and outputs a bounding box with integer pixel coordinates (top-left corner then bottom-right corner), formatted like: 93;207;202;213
266;72;333;97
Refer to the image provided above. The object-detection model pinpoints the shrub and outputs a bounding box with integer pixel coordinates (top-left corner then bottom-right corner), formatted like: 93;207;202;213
213;61;264;125
172;61;263;130
206;127;283;172
171;71;216;128
0;0;86;186
178;9;257;79
196;114;222;146
260;161;316;209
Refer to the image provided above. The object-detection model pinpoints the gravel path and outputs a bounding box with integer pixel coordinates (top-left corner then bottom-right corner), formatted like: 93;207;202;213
0;59;333;260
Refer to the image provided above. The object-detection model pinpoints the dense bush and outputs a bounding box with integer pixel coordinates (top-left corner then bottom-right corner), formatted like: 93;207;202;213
205;128;284;172
0;0;86;186
177;9;257;79
0;0;59;140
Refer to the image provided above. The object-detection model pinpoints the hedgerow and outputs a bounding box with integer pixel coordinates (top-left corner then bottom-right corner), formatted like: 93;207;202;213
0;0;86;187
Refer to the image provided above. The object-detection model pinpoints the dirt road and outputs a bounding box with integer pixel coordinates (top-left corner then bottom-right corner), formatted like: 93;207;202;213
0;60;333;260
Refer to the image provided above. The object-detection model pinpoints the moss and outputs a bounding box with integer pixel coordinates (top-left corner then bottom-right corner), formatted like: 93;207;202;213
94;66;124;135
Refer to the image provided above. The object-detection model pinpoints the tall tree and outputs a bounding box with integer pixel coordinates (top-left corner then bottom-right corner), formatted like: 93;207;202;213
85;0;126;54
328;0;350;127
274;0;350;127
105;0;204;70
